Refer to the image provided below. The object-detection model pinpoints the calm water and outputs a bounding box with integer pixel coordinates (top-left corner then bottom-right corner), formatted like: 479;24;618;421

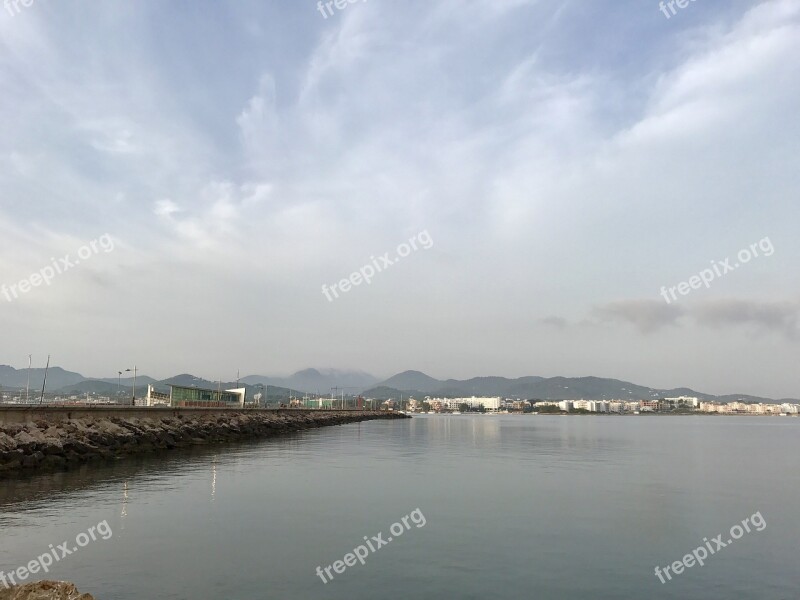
1;415;798;599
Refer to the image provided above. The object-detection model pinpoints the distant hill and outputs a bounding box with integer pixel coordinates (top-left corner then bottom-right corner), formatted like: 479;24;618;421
241;368;378;394
56;375;158;396
364;372;792;403
94;375;157;386
361;386;427;401
379;370;444;392
56;374;300;399
55;380;132;395
0;365;84;391
2;363;793;404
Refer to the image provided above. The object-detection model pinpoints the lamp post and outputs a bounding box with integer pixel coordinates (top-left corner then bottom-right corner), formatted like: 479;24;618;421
26;354;31;404
117;371;122;399
125;366;137;406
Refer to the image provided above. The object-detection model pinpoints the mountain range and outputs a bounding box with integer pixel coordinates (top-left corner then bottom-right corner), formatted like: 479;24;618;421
362;371;798;403
0;365;794;403
0;366;376;398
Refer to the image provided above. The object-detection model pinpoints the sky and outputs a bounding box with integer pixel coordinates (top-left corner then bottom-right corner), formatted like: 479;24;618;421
0;0;798;398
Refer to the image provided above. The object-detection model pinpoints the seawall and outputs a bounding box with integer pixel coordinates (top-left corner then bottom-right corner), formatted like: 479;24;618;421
0;408;409;476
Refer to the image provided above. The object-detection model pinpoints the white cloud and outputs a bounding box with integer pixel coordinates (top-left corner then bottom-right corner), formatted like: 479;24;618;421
0;0;798;396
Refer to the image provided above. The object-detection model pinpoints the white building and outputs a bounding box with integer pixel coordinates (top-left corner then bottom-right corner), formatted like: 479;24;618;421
428;396;503;412
143;385;171;407
664;396;700;407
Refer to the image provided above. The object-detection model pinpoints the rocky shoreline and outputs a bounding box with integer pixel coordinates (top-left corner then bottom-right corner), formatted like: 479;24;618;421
0;410;409;476
0;581;93;600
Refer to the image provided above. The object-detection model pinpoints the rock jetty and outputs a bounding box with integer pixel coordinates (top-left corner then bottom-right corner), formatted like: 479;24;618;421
0;410;408;476
0;581;93;599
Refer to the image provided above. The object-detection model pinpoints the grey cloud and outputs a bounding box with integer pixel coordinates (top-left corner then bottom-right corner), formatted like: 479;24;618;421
693;299;800;339
540;316;568;329
592;300;686;334
591;298;800;340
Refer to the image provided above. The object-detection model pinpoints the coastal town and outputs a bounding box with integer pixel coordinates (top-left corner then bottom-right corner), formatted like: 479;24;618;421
3;386;799;416
397;396;800;416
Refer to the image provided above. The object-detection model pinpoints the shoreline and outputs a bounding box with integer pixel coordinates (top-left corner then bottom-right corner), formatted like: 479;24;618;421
0;581;94;599
410;412;797;417
0;408;410;477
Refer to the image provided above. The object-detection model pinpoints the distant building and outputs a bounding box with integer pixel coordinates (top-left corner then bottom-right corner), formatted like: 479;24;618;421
664;396;699;407
169;384;246;408
143;385;171;407
428;397;503;412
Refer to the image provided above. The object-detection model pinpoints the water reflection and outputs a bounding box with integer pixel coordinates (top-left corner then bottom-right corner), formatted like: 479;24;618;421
0;433;300;511
121;480;128;521
211;457;217;503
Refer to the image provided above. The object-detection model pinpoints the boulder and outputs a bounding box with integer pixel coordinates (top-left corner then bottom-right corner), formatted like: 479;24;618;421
0;580;94;599
0;432;17;452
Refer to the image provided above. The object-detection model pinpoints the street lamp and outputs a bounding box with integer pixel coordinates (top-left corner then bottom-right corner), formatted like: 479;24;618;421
117;371;122;399
26;354;31;404
255;383;266;409
125;366;137;406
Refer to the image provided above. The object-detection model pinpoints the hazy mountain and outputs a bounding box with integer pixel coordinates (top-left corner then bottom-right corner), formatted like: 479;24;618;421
378;370;444;393
3;364;792;403
94;375;157;386
365;372;794;403
55;380;131;395
360;386;426;401
24;366;362;398
241;368;379;394
0;365;85;391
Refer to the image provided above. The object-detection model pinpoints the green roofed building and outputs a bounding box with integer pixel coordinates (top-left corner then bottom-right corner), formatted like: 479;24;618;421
169;384;246;408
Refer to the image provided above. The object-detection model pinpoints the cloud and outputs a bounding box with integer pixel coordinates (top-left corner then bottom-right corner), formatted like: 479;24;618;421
592;300;686;333
693;299;800;339
236;73;279;158
0;0;798;397
154;199;181;218
590;297;800;340
540;316;568;329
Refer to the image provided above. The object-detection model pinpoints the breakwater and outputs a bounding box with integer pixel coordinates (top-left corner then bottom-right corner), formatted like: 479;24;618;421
0;581;93;599
0;408;409;476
